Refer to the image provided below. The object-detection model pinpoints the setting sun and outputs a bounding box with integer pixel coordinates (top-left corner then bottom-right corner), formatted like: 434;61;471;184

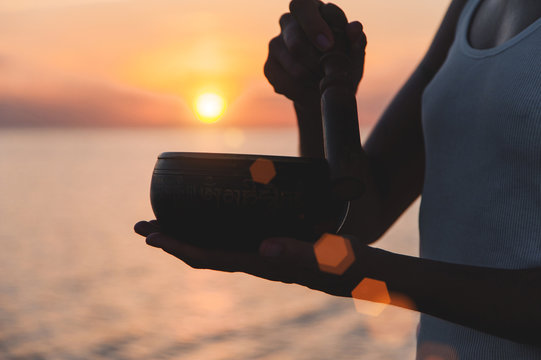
194;93;227;123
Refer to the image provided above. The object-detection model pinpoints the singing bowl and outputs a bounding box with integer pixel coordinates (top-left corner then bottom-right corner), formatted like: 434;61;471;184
150;152;348;252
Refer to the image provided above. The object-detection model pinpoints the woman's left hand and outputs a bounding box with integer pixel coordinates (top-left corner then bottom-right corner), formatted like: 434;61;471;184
134;220;368;298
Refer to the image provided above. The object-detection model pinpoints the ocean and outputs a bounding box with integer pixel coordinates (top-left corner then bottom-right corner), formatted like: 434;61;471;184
0;128;420;360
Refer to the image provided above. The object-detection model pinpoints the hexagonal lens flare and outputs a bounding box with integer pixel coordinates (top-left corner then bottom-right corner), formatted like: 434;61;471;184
313;233;355;275
363;296;418;345
351;278;391;316
249;158;276;185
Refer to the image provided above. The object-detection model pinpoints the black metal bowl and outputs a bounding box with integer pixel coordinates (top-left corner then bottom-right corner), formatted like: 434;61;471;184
150;152;348;252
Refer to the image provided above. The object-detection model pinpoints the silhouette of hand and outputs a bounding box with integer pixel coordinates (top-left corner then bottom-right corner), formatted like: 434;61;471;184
264;1;367;106
134;220;369;297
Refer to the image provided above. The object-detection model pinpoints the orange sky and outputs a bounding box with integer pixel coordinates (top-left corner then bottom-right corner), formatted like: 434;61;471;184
0;0;449;127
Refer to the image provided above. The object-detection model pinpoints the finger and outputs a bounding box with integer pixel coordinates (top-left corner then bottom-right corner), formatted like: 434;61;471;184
145;232;225;270
346;21;363;43
263;54;317;102
145;232;172;247
279;17;321;72
147;235;299;284
279;13;320;72
347;21;367;53
134;220;160;236
289;0;334;51
145;232;314;284
279;12;294;30
347;23;367;87
269;36;312;80
319;3;348;32
145;232;260;273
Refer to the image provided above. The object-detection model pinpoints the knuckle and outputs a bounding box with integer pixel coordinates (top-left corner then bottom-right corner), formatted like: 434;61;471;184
351;20;362;29
285;33;305;57
279;13;292;28
288;0;298;13
361;32;368;45
273;83;295;101
272;82;286;95
289;0;312;15
268;36;281;52
263;60;273;79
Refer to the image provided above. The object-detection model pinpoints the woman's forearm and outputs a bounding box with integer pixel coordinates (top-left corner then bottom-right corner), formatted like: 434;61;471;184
358;246;541;345
294;101;325;158
338;1;469;243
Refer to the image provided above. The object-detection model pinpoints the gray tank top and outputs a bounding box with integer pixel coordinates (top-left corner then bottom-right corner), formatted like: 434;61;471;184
418;0;541;357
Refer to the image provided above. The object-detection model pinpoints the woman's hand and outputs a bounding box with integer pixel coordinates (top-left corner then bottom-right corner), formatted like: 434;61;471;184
264;0;367;108
134;220;369;298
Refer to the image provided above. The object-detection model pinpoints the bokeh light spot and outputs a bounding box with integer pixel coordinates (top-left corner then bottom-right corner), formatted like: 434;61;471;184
363;295;418;346
352;299;388;317
313;233;355;275
250;158;276;184
390;292;417;311
351;278;391;316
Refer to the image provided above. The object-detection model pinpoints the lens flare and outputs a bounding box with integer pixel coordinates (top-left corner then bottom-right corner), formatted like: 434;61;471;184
194;92;226;123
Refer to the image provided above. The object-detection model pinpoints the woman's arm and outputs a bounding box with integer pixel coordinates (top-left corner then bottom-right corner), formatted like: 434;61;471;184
359;246;541;345
265;0;469;243
340;0;469;243
134;221;541;345
295;99;325;157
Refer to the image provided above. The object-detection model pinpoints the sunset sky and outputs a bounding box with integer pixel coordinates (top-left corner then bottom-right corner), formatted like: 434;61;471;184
0;0;449;127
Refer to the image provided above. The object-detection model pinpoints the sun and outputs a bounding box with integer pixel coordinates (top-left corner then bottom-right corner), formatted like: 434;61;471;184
194;92;227;123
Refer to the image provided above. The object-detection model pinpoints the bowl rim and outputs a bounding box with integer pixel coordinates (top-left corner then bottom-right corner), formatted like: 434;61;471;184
158;152;326;163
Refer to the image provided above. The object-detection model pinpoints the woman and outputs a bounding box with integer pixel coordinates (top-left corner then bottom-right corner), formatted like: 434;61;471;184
135;0;541;357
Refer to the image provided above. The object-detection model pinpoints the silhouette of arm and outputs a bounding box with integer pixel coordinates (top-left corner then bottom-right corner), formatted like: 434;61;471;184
339;0;469;243
264;0;468;243
134;220;541;345
360;246;541;345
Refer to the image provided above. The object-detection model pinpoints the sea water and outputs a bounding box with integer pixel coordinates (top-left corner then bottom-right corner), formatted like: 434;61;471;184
0;128;419;360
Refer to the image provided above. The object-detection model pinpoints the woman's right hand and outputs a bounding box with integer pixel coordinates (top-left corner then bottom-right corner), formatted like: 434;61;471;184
264;0;367;108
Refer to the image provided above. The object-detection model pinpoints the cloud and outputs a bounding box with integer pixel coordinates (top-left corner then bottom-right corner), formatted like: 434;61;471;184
0;53;10;69
0;54;200;127
0;76;191;128
0;91;188;128
0;0;130;13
